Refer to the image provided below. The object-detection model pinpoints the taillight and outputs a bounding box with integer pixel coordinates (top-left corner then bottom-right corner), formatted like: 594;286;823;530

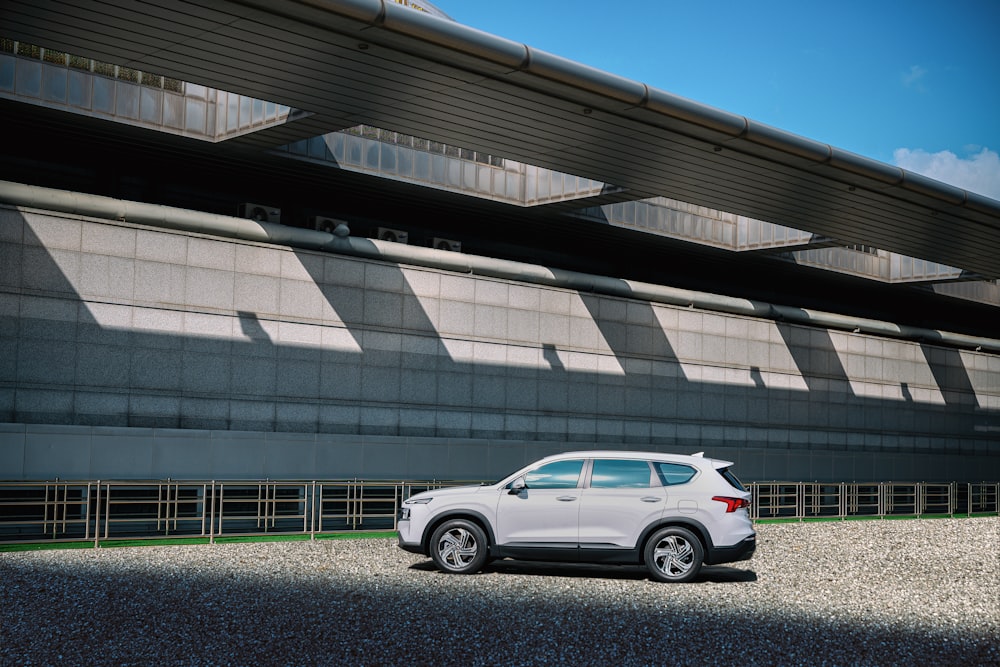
712;496;749;513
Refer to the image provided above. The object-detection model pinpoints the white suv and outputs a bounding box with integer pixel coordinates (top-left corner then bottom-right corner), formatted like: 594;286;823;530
398;451;756;583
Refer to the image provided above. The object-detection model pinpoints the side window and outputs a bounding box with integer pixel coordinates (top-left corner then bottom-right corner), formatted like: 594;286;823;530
654;462;698;486
590;459;652;489
524;459;584;489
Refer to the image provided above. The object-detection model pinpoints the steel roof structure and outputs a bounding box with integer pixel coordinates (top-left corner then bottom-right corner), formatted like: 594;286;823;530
2;0;999;281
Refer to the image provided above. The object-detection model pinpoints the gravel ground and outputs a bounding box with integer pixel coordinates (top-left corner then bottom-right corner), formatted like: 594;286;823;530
1;518;997;667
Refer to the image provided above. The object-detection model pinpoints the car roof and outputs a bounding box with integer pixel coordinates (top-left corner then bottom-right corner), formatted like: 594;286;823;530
539;450;734;469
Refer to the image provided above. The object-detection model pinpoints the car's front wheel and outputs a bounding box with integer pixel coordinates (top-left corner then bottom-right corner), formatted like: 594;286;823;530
429;519;488;574
644;526;704;583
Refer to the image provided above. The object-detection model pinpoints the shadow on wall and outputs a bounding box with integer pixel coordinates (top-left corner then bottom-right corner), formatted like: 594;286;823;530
0;207;997;481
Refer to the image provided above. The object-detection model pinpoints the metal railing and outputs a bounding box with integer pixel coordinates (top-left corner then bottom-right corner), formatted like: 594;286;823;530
1;480;997;546
0;479;470;546
748;482;999;520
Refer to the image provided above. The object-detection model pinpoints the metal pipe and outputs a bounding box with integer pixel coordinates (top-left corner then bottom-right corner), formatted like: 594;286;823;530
268;0;1000;217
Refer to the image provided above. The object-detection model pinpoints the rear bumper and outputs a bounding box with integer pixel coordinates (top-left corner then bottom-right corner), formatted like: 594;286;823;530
706;534;756;565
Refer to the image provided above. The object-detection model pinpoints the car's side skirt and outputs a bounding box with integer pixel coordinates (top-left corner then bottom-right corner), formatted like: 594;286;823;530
495;543;640;565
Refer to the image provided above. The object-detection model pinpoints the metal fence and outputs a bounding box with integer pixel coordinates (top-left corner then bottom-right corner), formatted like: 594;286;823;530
0;480;464;546
1;480;997;546
748;482;999;520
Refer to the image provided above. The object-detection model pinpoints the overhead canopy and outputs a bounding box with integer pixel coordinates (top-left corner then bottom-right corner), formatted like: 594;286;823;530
2;0;999;278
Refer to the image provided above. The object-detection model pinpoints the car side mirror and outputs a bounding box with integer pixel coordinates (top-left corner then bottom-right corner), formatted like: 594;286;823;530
508;477;526;495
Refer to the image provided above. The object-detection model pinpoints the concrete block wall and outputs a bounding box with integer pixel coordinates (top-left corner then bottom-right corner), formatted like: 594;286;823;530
1;206;998;481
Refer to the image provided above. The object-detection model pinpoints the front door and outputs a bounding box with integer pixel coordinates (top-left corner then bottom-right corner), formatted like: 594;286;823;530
495;458;585;545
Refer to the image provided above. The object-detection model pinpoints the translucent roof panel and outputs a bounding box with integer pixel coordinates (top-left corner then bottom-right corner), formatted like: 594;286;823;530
390;0;454;20
0;39;304;143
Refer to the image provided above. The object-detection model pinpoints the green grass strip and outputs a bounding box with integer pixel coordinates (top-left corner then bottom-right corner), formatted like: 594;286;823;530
0;531;399;552
214;534;313;544
0;540;96;553
98;537;213;548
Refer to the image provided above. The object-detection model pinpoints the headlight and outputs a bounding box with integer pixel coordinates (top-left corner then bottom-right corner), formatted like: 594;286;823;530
399;497;432;521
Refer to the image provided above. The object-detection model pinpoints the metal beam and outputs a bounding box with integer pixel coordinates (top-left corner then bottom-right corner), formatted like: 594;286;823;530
1;0;998;277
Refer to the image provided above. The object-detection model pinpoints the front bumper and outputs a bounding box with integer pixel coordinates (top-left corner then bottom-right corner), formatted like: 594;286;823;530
397;519;424;555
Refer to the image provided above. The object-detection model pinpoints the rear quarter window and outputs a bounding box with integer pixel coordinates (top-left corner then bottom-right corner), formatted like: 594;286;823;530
719;467;747;491
653;462;697;486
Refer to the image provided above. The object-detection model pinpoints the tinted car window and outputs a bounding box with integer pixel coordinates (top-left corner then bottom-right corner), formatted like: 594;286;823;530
653;462;697;486
524;459;584;489
719;467;747;491
590;459;652;488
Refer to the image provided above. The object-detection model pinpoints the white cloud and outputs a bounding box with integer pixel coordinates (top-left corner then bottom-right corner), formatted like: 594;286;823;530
893;147;1000;201
901;65;927;91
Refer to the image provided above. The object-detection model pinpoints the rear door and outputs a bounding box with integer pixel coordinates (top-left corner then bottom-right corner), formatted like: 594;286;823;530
577;458;665;547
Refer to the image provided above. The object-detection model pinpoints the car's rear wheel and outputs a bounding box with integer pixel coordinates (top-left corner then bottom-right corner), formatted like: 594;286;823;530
644;526;704;583
429;519;488;574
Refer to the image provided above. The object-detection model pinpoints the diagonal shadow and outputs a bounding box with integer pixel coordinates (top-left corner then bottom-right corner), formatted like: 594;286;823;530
2;206;998;482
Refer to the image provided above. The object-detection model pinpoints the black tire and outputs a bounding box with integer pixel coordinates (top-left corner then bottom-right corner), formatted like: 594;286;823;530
644;526;704;583
429;519;489;574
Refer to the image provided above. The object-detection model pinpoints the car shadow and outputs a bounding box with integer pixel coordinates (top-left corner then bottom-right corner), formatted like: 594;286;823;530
409;559;757;583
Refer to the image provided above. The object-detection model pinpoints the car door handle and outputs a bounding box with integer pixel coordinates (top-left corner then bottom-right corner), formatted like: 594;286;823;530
640;497;663;503
557;496;578;502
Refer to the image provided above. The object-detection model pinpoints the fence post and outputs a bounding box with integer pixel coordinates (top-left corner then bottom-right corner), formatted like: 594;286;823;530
209;481;217;545
309;481;316;540
44;482;53;540
93;481;102;548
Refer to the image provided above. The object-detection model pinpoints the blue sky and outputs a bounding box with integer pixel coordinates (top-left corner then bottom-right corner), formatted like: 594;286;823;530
429;0;1000;200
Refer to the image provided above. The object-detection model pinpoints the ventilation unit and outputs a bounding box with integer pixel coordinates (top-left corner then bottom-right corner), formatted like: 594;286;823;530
377;227;409;244
431;237;462;252
311;216;346;233
238;203;281;223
